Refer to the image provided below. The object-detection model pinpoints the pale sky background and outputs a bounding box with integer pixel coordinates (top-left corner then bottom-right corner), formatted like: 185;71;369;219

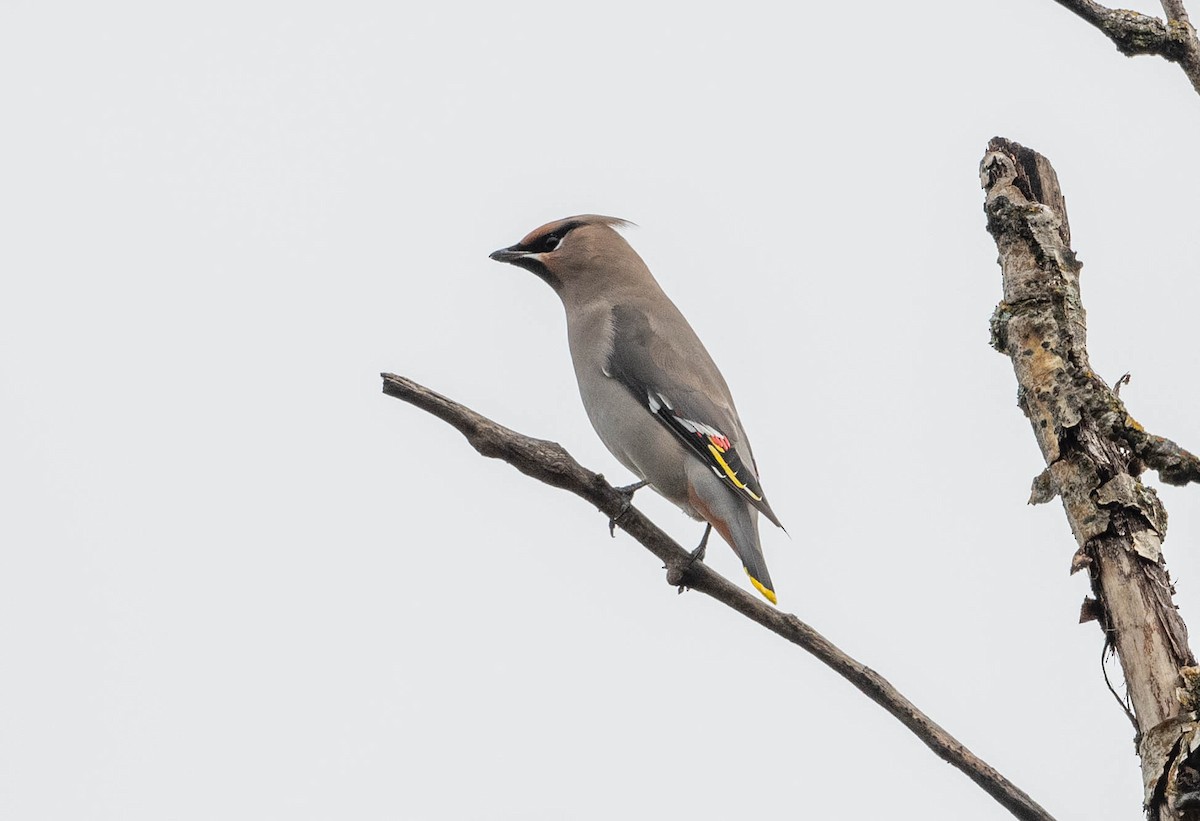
3;2;1199;819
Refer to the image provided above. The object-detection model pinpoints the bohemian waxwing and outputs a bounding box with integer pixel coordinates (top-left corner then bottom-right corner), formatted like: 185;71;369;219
489;215;784;604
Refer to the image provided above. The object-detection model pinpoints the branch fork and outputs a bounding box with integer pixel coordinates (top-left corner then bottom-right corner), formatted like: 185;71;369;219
1052;0;1200;93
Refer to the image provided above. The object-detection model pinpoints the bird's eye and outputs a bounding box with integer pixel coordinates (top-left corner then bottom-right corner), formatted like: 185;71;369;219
542;234;561;252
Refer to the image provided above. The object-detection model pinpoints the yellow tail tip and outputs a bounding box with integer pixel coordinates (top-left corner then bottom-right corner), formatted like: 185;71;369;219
746;570;777;605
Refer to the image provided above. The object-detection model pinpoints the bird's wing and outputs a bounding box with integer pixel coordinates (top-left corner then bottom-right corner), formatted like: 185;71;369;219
606;304;783;528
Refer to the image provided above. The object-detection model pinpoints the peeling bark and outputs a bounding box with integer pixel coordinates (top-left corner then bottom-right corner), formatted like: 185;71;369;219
981;137;1200;819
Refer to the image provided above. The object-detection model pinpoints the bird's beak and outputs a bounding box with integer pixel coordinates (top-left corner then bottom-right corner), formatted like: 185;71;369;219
489;246;530;264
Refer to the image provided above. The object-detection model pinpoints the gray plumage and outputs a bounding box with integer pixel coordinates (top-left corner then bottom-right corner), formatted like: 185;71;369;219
490;215;783;603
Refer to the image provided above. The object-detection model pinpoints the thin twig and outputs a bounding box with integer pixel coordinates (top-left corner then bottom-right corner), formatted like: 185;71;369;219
1101;635;1139;733
381;372;1056;821
1162;0;1193;27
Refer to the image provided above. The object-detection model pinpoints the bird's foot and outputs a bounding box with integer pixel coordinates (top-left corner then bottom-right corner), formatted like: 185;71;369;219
676;524;712;595
608;479;650;537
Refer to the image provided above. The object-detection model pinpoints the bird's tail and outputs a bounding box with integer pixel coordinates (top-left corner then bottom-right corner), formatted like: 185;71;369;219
688;466;776;604
686;460;777;602
727;510;776;605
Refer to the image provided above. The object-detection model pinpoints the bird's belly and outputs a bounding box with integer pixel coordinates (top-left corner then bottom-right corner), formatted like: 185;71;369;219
576;374;700;520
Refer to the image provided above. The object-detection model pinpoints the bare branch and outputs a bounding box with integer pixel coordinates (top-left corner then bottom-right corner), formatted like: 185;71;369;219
981;137;1200;819
381;372;1056;821
1051;0;1200;94
1163;0;1194;27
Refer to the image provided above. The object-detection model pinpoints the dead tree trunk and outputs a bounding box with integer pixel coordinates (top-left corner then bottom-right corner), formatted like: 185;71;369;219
981;136;1200;820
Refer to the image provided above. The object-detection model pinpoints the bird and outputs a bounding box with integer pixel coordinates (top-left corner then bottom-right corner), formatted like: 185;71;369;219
489;215;784;604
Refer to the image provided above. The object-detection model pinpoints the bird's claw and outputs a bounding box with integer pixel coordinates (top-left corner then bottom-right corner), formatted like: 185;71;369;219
675;524;712;595
607;480;650;537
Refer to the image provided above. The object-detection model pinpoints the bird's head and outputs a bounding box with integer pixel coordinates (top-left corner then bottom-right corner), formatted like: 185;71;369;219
489;215;638;293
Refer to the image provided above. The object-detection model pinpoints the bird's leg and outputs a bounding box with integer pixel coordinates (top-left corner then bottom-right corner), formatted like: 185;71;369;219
608;479;651;537
676;523;713;595
690;523;712;563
